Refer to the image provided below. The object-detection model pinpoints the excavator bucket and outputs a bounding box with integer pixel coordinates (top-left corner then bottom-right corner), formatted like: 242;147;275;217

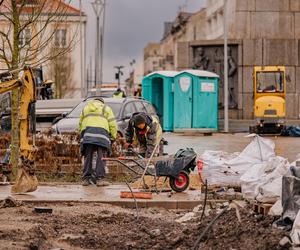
11;168;38;193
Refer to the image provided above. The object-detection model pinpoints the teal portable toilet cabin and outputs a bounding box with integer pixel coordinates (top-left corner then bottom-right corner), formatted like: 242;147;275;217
173;70;219;131
142;71;178;131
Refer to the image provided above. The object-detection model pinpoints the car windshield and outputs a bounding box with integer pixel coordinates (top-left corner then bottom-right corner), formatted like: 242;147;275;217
67;100;122;118
256;71;284;93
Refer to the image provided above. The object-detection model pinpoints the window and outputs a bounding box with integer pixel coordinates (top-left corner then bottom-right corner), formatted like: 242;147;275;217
19;29;31;47
143;102;156;115
256;72;284;93
134;101;147;113
54;29;67;48
123;102;136;119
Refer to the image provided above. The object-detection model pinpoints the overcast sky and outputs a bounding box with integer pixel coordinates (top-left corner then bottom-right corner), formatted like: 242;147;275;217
73;0;205;83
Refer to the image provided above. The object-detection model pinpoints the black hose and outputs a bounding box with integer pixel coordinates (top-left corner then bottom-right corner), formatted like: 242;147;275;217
192;205;229;250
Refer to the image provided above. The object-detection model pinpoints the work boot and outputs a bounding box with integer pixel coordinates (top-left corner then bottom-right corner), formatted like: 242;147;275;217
96;179;110;187
82;179;90;186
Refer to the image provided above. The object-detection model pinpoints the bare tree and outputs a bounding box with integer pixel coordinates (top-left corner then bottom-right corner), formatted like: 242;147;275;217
0;0;80;173
49;45;75;98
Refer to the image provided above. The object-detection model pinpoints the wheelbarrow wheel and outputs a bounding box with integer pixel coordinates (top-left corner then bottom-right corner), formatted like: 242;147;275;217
169;170;190;192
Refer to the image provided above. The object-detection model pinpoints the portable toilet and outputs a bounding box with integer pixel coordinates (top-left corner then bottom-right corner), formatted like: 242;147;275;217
173;70;219;131
142;71;178;131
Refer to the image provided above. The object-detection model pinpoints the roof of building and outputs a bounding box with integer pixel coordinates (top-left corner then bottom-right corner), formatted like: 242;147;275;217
145;71;179;78
0;0;82;15
180;70;219;78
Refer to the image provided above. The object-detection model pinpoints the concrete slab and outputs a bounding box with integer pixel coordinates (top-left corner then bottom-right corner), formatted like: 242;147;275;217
236;0;255;11
263;39;298;66
0;184;205;209
255;0;289;11
251;13;294;40
242;39;263;66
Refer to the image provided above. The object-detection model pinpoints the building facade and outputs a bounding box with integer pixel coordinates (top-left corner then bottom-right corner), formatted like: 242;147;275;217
0;0;86;98
144;0;300;120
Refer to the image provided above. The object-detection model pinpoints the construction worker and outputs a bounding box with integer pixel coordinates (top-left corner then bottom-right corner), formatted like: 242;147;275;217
79;98;117;186
113;88;126;98
125;112;162;158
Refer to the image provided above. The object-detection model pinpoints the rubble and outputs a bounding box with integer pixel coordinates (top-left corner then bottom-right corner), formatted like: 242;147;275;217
0;202;288;249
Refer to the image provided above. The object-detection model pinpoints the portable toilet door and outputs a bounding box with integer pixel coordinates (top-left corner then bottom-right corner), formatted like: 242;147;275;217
173;73;194;129
193;76;218;129
142;71;178;131
182;70;219;130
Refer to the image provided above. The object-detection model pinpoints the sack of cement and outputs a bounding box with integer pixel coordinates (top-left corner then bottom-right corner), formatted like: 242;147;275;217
201;135;275;186
240;156;289;203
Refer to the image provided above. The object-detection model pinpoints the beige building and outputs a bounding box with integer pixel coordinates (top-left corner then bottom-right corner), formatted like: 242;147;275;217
0;0;86;98
144;10;206;74
145;0;300;120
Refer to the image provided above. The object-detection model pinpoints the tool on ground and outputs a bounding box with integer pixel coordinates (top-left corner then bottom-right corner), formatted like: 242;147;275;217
34;207;53;214
137;137;162;190
0;66;38;193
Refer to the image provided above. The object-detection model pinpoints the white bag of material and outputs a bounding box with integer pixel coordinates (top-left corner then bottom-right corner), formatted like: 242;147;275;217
201;135;275;186
240;162;267;200
241;156;289;202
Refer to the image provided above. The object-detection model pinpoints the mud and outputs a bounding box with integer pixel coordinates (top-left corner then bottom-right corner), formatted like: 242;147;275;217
0;202;288;250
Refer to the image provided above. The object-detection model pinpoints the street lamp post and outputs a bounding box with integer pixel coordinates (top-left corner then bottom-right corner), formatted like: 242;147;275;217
223;0;229;132
92;0;105;95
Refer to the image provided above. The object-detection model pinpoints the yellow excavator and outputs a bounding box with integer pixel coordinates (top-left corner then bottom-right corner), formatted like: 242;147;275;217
0;66;38;193
249;66;286;134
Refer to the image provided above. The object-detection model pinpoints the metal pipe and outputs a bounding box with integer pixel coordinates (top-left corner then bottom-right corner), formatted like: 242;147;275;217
224;0;229;132
79;0;84;97
99;0;106;93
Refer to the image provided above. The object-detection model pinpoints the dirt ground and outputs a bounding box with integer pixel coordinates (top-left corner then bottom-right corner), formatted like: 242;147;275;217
0;201;288;250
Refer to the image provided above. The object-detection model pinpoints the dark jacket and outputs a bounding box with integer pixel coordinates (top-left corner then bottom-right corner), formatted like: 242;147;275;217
125;112;161;157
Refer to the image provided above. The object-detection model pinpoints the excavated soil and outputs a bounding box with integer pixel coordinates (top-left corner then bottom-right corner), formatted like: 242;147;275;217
0;202;288;250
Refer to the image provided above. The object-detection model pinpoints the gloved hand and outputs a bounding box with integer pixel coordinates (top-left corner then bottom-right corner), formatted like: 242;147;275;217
125;143;132;149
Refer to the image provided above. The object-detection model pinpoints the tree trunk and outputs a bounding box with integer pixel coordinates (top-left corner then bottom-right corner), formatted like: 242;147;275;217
11;0;20;175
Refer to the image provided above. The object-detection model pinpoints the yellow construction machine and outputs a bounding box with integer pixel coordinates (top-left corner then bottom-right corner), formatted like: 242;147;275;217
0;66;38;193
249;66;286;134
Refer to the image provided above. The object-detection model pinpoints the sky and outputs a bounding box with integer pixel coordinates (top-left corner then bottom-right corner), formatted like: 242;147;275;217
73;0;205;83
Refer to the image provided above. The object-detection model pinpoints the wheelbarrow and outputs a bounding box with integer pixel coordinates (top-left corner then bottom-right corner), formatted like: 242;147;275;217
103;148;197;192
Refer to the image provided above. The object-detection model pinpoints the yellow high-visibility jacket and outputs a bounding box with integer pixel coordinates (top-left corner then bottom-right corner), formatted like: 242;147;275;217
79;100;117;150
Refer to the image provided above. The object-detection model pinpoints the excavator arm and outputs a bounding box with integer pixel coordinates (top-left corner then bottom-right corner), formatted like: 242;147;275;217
0;66;38;193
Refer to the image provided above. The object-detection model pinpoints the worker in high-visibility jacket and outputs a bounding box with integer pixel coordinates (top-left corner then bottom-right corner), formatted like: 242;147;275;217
113;88;126;98
125;112;162;158
79;98;117;186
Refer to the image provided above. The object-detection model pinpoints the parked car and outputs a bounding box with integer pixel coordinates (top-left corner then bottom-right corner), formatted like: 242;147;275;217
51;96;158;137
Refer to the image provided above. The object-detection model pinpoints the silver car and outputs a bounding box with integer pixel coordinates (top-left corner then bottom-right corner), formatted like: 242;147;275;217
52;97;158;137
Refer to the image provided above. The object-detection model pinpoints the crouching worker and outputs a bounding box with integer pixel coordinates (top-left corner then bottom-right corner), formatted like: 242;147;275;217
79;98;117;186
125;112;162;158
